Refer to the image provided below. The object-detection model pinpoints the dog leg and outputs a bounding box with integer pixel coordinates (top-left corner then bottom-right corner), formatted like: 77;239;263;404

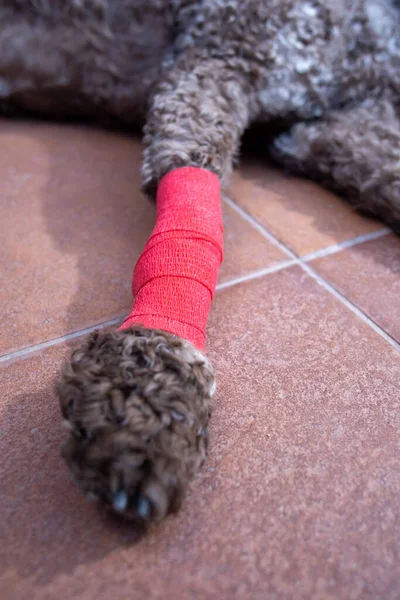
58;56;250;525
270;97;400;232
141;55;251;196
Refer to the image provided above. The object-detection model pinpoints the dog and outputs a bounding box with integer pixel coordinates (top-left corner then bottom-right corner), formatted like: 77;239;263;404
3;0;399;523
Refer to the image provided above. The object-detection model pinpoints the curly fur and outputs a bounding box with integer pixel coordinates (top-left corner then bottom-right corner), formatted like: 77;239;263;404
3;0;400;521
58;326;215;522
1;0;400;220
271;97;400;232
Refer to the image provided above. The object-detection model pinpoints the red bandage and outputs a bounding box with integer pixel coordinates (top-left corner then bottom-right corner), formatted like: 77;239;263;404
119;167;224;349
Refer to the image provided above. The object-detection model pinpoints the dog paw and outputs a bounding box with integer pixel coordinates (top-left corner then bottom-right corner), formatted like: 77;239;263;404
57;326;215;523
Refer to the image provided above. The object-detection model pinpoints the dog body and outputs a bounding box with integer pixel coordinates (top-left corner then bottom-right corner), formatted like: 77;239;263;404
3;0;400;521
1;1;399;121
1;1;400;226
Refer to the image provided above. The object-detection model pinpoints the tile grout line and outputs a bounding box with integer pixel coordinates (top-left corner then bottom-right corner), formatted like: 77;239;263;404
0;193;294;364
223;194;296;258
0;260;297;364
224;195;400;352
0;316;124;364
223;194;391;262
300;261;400;351
216;259;297;291
302;228;391;262
0;200;396;365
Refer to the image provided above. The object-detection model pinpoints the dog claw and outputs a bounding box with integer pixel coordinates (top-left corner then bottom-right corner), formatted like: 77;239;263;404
137;495;151;519
112;489;128;512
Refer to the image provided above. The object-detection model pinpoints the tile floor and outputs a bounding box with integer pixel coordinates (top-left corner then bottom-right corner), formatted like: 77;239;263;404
1;120;399;600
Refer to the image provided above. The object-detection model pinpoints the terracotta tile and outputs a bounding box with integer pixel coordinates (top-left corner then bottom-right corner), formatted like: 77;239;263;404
0;121;283;356
219;201;286;283
312;234;400;342
230;158;383;255
0;120;154;355
2;267;400;599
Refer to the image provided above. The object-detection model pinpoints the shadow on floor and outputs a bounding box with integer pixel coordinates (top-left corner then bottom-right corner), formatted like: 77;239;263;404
1;383;147;587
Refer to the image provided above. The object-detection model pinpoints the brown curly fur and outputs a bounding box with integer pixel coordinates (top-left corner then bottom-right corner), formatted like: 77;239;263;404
3;0;400;521
57;326;215;522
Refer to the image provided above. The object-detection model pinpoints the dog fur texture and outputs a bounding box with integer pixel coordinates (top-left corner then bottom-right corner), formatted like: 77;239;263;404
58;327;215;522
2;0;400;521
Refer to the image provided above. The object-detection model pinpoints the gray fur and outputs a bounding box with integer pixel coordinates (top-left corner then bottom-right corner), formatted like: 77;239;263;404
1;0;400;226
